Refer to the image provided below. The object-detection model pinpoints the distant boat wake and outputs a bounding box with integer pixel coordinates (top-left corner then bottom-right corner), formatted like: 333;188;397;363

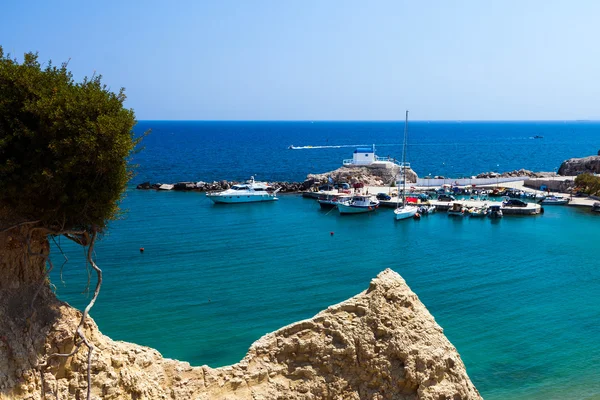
288;144;402;150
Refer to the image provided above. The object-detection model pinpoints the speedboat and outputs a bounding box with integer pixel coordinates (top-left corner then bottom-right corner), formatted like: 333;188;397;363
541;195;569;205
487;205;503;218
206;177;279;204
317;194;351;210
418;205;436;215
337;195;379;214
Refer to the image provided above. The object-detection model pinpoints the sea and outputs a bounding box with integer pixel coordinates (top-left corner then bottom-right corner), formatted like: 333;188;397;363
50;121;600;400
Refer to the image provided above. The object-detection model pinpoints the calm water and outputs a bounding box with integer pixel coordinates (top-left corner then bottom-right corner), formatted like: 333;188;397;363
51;121;600;400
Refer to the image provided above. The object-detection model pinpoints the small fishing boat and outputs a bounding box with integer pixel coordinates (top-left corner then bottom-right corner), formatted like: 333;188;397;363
337;195;379;214
317;194;351;209
447;203;466;217
487;205;503;218
541;195;569;205
468;205;488;217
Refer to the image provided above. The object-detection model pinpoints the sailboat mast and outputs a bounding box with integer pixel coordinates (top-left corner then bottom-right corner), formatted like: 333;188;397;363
402;110;408;206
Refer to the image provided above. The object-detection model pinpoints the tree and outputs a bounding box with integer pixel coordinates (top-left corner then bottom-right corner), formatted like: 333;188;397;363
0;47;139;232
0;47;142;400
574;173;600;196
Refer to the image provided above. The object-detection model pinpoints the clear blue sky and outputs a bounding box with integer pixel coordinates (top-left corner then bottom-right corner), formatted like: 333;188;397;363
2;0;599;120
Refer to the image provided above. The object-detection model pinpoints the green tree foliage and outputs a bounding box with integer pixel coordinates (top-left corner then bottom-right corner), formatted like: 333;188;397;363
574;173;600;196
0;47;139;231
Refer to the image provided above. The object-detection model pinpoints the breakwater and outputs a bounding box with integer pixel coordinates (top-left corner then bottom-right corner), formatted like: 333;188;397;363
136;180;312;193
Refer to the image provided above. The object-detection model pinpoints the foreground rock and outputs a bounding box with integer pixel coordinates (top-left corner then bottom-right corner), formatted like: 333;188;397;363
558;155;600;176
1;258;481;399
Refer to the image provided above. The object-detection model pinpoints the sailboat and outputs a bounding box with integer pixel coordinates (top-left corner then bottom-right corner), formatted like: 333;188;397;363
394;110;419;221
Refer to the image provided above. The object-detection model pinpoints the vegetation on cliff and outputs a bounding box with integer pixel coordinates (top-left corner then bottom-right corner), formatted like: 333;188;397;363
575;173;600;196
0;47;139;232
0;47;140;399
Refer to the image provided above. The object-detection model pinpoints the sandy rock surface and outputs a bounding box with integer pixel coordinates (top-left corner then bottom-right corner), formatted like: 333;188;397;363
1;268;481;400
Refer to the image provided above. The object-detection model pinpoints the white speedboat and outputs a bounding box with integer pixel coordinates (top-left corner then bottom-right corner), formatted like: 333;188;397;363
337;195;379;214
206;177;279;204
541;195;569;205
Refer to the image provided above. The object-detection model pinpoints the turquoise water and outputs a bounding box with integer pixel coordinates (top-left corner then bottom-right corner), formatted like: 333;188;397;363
48;121;600;399
52;190;600;399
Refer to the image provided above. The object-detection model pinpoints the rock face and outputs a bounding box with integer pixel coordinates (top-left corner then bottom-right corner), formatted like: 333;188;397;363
308;165;418;187
558;155;600;176
1;263;481;400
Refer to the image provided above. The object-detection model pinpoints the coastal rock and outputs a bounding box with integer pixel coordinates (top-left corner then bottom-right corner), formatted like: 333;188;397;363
558;155;600;176
0;245;482;400
307;165;418;188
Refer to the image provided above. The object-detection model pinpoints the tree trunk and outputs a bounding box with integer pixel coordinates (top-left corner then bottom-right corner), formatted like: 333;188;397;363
0;226;60;395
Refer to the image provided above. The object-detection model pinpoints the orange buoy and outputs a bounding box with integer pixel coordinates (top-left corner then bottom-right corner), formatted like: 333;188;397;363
413;213;421;219
139;247;145;253
330;231;334;236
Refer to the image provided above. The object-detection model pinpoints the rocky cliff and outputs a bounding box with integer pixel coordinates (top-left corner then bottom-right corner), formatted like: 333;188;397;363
558;155;600;176
1;259;481;400
308;165;418;187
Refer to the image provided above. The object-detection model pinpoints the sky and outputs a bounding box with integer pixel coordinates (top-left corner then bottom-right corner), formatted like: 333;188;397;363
2;0;600;120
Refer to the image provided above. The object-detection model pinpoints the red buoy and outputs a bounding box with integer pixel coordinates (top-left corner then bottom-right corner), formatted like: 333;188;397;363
140;247;145;253
330;231;334;236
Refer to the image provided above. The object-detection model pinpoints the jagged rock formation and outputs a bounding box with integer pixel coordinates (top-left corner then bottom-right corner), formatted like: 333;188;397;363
558;155;600;176
474;169;555;179
307;165;418;187
1;234;482;400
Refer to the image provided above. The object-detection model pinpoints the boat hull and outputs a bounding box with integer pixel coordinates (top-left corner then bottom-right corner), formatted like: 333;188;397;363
394;206;418;220
207;194;278;204
337;203;378;214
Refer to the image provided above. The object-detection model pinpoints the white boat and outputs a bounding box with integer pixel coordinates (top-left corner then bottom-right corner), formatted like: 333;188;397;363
317;194;351;209
394;110;419;221
541;195;569;205
448;203;466;217
418;205;436;215
337;195;380;214
206;177;279;204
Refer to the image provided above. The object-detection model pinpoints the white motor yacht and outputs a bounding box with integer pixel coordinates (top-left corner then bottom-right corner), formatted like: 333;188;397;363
206;177;279;204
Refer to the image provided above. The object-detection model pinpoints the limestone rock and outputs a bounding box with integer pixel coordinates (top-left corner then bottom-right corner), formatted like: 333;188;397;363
308;165;418;187
558;155;600;176
1;268;481;400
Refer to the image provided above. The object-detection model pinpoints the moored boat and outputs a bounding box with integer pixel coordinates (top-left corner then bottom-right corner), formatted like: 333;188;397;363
317;194;351;209
448;203;466;217
541;195;569;205
487;205;503;218
337;195;380;214
468;205;488;217
394;110;419;221
206;177;279;204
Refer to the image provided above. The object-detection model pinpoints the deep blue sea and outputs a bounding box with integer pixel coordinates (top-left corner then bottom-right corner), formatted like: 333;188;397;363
51;121;600;400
